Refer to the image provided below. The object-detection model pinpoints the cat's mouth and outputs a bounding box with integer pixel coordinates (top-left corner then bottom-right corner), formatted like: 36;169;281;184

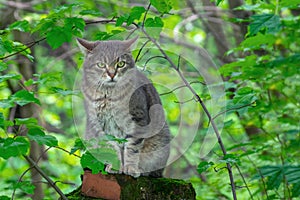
104;78;117;85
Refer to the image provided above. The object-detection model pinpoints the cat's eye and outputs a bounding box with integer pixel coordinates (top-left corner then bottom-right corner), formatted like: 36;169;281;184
97;62;106;68
116;61;126;68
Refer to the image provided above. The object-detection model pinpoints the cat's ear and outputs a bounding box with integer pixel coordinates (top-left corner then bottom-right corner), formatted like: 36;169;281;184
123;36;138;51
76;38;99;54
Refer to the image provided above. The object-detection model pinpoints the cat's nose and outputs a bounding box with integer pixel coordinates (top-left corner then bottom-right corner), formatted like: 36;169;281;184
107;72;115;79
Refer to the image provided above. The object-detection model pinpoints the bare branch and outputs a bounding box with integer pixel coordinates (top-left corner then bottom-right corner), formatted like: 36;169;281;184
23;155;68;200
235;164;254;200
141;26;237;200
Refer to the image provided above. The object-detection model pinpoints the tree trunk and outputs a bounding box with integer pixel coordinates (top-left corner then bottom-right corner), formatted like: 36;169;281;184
0;1;45;198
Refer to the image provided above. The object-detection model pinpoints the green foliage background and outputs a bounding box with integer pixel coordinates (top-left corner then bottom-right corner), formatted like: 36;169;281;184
0;0;299;199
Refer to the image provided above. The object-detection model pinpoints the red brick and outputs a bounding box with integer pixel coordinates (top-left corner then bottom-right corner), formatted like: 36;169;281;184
81;170;121;200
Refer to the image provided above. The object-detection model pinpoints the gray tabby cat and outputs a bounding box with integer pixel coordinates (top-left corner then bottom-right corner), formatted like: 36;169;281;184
77;37;170;177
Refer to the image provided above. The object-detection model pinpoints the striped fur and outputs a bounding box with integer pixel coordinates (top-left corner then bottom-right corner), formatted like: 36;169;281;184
77;38;170;177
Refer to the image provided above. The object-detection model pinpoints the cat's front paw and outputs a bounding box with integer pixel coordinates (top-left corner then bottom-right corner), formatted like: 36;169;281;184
123;165;141;178
105;163;122;174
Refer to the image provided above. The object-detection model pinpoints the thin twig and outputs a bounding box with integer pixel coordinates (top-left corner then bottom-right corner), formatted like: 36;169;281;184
227;131;270;199
159;81;206;96
0;38;46;61
142;55;167;70
54;146;81;158
141;27;237;200
142;3;151;28
135;39;151;62
24;155;68;200
235;164;254;200
85;17;117;25
12;165;35;199
214;166;227;172
211;101;256;123
85;17;139;28
177;55;181;70
174;97;194;104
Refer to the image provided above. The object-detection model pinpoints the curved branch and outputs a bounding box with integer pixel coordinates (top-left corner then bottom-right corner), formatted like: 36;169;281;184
141;27;237;200
135;39;151;62
142;55;167;70
24;155;68;200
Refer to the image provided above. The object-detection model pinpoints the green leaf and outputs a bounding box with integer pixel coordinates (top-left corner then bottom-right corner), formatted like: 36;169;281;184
249;14;281;36
220;55;257;77
0;137;29;159
239;33;276;50
50;87;80;96
219;154;240;165
253;165;283;190
89;148;120;171
127;7;146;25
105;135;127;144
79;9;102;16
280;0;300;8
8;20;30;32
237;87;253;95
27;128;58;147
70;138;86;154
0;196;11;200
254;165;300;192
0;38;13;56
80;151;105;174
11;90;40;106
52;3;80;15
0;61;8;71
32;18;56;35
64;17;85;32
197;161;214;174
292;182;300;197
216;0;224;6
37;72;62;85
285;166;300;184
46;27;72;49
0;99;14;109
150;0;172;14
145;17;164;38
259;54;300;68
15;118;41;129
13;181;35;194
116;15;129;27
0;74;22;83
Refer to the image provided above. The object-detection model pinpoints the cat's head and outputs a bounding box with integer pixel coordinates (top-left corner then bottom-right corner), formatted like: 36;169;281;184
77;37;138;85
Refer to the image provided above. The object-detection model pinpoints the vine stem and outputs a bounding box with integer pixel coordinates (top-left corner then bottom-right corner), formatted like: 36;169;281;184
23;155;68;200
141;28;237;200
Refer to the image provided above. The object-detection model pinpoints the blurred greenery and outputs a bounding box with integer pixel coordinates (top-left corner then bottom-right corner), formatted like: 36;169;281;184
0;0;299;199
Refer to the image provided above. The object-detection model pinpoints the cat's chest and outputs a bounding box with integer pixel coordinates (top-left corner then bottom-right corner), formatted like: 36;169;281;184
94;87;133;136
